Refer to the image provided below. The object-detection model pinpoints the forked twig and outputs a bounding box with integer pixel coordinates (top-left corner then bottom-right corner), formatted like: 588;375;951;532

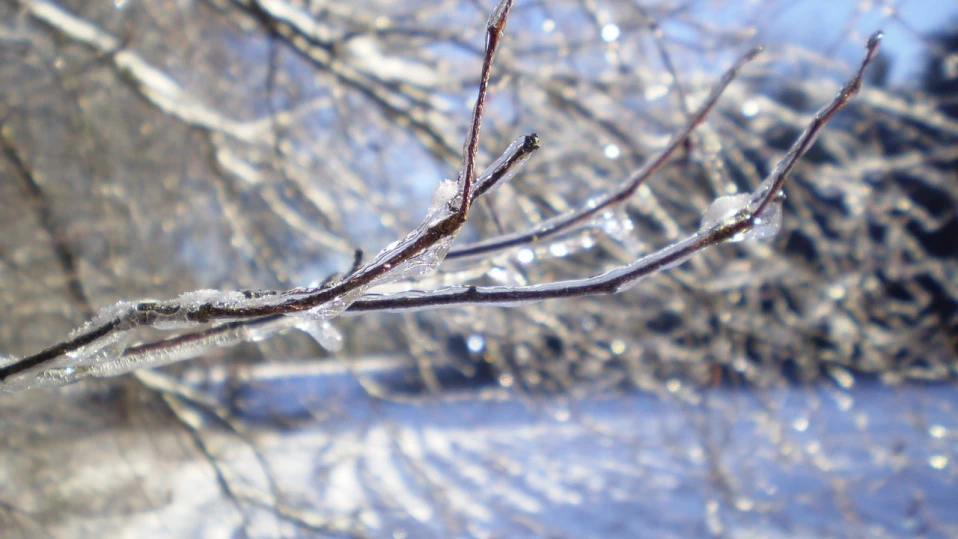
0;0;882;390
446;45;763;261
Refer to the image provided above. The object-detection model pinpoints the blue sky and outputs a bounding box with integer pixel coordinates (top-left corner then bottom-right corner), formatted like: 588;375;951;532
763;0;957;85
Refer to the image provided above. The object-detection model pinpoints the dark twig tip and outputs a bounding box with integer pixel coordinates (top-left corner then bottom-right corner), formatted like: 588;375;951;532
488;0;514;32
523;133;540;152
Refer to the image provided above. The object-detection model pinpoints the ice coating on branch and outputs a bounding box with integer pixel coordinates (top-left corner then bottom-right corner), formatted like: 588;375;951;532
69;333;131;369
660;251;693;271
699;193;782;242
429;179;459;215
363;233;455;289
60;300;137;367
488;0;512;29
68;300;136;339
149;289;287;329
297;319;344;352
286;286;364;322
179;289;284;310
86;318;288;378
74;316;300;382
364;177;461;289
391;236;455;280
474;134;537;198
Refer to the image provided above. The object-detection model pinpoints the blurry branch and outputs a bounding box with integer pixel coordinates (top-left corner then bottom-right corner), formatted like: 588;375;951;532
18;0;270;142
209;0;464;158
0;125;93;315
0;0;884;391
134;368;362;535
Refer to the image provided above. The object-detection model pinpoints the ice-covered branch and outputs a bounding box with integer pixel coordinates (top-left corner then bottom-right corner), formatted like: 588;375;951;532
446;45;763;261
0;9;882;390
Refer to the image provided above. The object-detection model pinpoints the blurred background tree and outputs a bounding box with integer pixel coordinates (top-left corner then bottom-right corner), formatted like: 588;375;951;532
0;0;955;537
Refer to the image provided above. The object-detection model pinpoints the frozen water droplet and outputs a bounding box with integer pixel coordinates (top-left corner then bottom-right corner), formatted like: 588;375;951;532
735;201;782;242
298;319;344;352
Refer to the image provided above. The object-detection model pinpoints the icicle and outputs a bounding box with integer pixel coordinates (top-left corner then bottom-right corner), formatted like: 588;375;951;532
364;176;461;287
297;319;344;352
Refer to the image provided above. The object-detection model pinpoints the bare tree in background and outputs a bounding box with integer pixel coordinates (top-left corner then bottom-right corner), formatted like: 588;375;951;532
0;0;956;537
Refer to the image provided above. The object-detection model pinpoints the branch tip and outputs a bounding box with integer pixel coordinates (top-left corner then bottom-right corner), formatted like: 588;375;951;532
488;0;514;32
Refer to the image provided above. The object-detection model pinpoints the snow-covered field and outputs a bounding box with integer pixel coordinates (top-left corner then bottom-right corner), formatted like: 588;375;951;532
3;359;954;538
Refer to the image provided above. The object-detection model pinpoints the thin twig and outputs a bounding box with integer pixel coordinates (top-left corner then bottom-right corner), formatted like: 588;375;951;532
446;45;763;260
458;0;514;215
0;126;93;316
